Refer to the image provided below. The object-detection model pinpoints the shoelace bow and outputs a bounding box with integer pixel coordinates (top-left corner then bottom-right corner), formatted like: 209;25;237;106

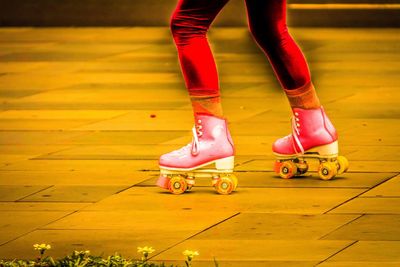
175;121;202;156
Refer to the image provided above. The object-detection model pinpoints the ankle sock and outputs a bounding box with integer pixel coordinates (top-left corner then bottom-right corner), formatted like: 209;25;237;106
284;81;321;109
190;95;223;118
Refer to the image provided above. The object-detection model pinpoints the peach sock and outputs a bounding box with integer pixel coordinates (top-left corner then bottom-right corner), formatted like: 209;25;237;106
284;81;321;109
190;95;223;118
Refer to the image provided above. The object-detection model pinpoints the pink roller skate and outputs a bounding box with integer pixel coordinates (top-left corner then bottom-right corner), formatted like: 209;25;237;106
157;113;237;194
273;106;349;180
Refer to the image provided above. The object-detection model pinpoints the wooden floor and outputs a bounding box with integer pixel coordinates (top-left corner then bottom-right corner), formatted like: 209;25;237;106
0;27;399;265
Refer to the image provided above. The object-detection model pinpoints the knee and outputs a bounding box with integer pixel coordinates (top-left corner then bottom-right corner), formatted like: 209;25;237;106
249;19;290;49
169;13;183;38
170;12;209;45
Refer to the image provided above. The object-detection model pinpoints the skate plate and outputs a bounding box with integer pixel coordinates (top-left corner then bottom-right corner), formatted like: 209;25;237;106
157;157;237;195
274;155;349;180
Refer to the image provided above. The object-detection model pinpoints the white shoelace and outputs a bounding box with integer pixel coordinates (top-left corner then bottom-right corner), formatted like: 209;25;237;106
291;114;304;154
174;124;201;156
190;125;200;156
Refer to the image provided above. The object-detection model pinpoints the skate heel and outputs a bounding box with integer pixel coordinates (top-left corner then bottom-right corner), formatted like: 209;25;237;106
305;141;338;158
215;156;234;170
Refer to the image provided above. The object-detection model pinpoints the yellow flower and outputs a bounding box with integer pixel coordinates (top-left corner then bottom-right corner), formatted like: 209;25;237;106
137;246;155;254
33;243;51;251
183;250;199;259
74;250;90;256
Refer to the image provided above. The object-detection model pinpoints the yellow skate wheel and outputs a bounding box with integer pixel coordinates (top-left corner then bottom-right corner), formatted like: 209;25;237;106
168;175;187;195
215;176;235;195
296;161;309;175
318;162;337;180
279;161;297;179
229;174;238;190
336;156;349;174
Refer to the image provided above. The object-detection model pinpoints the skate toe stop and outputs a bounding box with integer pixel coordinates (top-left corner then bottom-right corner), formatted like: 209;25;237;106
156;174;170;189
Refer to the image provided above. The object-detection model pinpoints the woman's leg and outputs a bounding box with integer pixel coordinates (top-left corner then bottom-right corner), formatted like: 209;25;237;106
244;0;349;180
157;0;236;194
244;0;320;109
170;0;229;117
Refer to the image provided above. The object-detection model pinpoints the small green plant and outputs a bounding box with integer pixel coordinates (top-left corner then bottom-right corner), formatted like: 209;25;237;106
182;250;199;267
57;250;98;267
33;243;55;266
213;257;219;267
137;246;155;263
33;244;51;256
0;244;208;267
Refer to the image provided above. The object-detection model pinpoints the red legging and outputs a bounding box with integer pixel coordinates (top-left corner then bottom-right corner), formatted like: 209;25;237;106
170;0;311;97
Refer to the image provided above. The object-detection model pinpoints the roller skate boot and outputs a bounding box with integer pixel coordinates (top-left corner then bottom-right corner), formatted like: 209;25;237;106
273;106;349;180
156;113;237;195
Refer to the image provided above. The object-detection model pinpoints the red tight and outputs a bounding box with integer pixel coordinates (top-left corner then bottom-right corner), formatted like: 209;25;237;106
170;0;311;97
